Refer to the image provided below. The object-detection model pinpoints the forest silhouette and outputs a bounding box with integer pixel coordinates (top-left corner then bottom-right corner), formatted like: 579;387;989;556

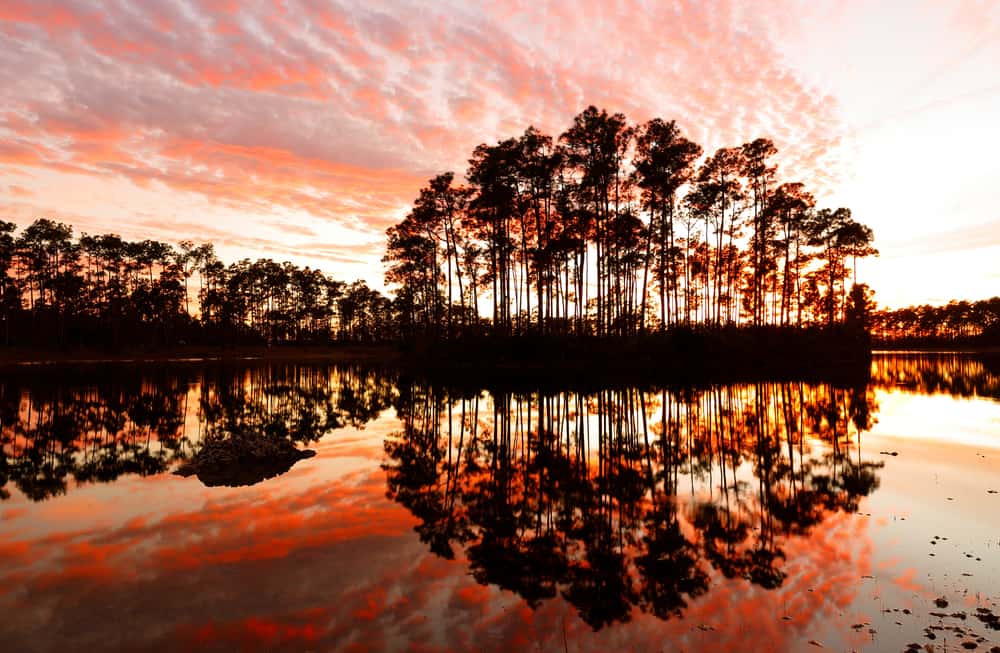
0;219;393;348
1;107;994;361
385;107;879;339
872;296;1000;347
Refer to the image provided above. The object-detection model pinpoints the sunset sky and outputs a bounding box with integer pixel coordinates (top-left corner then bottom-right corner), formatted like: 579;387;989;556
1;0;998;308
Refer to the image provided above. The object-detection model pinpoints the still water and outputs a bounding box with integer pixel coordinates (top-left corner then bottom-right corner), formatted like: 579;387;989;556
1;354;998;652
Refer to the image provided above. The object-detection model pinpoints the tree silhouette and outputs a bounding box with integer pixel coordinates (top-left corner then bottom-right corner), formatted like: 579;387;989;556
384;108;878;338
0;219;392;349
871;296;1000;346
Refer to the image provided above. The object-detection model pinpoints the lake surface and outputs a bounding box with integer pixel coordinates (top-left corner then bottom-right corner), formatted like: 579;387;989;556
1;354;999;652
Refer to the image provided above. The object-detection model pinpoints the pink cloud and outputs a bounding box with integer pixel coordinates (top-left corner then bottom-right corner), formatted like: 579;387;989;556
1;0;992;294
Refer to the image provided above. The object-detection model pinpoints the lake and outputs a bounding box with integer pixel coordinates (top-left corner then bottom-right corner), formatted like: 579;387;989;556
1;354;998;652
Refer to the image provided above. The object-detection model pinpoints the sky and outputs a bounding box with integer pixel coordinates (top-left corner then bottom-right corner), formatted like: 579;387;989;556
0;0;998;309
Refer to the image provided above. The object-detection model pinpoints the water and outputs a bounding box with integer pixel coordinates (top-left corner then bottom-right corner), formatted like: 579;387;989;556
1;354;998;652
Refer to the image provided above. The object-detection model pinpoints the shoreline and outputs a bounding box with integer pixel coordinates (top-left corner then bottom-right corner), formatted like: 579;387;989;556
872;346;1000;355
0;344;992;369
0;344;401;367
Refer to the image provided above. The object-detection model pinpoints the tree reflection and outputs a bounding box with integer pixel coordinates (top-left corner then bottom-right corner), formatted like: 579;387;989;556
383;380;884;630
0;363;396;499
870;353;1000;400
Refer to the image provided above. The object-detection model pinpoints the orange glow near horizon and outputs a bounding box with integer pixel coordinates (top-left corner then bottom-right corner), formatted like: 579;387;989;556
1;1;998;307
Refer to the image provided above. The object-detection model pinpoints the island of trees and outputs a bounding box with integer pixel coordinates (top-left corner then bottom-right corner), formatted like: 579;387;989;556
385;107;879;338
382;106;880;373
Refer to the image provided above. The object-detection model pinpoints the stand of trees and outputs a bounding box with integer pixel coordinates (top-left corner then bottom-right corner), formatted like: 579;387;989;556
384;107;878;339
0;219;392;348
872;296;1000;345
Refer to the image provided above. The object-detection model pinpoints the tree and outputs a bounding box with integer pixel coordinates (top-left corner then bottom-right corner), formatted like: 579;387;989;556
632;119;702;331
768;183;814;325
741;139;778;326
560;106;633;336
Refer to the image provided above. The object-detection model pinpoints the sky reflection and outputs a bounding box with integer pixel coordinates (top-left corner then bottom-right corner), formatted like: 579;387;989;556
0;356;997;651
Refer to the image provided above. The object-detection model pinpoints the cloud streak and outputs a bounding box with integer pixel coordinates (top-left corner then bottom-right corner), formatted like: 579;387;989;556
0;0;853;278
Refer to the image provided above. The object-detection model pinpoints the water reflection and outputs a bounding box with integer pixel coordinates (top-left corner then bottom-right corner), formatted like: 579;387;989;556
0;364;396;500
871;352;1000;399
4;354;995;503
0;354;997;651
384;381;884;629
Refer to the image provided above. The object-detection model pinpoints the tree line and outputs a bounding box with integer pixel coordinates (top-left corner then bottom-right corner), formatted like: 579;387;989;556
384;106;878;339
871;296;1000;345
0;218;392;348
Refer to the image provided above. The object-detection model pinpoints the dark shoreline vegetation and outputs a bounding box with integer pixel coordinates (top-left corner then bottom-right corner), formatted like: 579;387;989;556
400;327;873;389
0;106;994;378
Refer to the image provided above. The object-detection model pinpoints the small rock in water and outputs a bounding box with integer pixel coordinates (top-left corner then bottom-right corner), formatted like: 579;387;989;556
935;597;950;608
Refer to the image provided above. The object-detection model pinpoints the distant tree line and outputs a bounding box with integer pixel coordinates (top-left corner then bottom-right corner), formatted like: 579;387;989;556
871;296;1000;345
384;106;878;339
0;218;392;348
